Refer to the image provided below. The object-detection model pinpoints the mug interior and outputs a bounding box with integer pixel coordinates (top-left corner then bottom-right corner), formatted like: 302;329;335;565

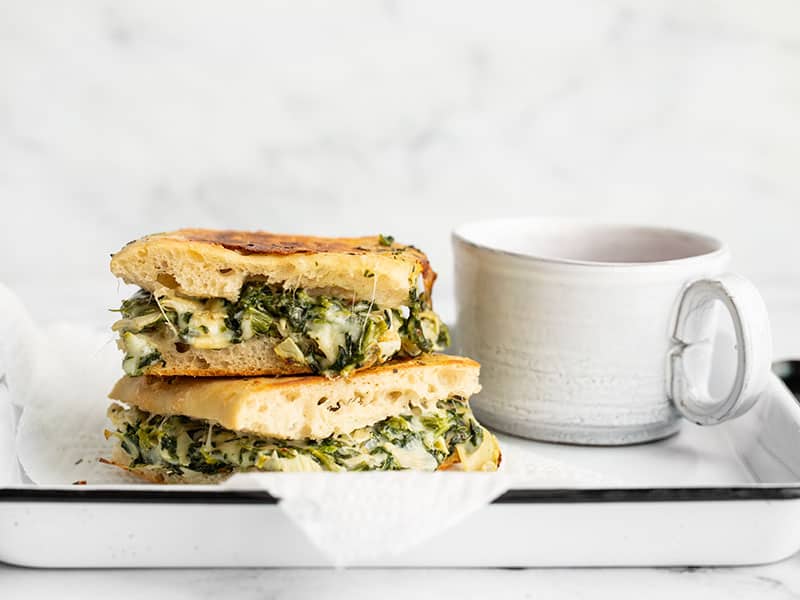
455;219;725;265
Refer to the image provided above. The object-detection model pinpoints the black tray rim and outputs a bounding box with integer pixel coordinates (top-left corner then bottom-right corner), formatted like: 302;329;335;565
1;486;799;505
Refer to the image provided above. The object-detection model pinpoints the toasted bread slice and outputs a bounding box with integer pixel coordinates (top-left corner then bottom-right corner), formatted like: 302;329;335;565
124;330;308;377
109;354;480;441
110;229;435;307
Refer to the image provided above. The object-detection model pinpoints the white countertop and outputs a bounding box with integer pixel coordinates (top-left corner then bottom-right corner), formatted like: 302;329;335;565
3;556;800;599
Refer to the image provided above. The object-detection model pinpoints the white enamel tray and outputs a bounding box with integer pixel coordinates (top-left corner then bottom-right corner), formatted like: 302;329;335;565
1;372;800;568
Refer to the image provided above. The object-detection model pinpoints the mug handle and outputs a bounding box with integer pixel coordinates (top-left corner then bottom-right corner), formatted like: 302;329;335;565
668;273;772;425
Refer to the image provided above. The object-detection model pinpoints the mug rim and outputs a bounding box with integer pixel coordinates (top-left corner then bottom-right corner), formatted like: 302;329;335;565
452;217;729;268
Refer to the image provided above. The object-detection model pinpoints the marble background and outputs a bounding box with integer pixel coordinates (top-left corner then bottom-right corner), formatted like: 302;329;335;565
2;0;799;354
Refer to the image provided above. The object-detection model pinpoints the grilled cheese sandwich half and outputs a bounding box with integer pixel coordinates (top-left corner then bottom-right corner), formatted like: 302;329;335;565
110;230;448;377
104;355;501;481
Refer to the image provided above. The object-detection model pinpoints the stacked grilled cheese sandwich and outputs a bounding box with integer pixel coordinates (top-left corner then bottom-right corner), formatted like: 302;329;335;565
104;229;500;481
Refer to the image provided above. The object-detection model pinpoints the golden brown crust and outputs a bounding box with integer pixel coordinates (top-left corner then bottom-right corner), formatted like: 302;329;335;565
186;353;479;391
157;229;435;295
168;229;423;260
436;452;460;471
138;353;479;385
106;454;464;483
128;468;170;484
99;455;164;483
111;229;435;305
144;364;307;377
104;435;500;483
152;353;477;391
102;454;226;484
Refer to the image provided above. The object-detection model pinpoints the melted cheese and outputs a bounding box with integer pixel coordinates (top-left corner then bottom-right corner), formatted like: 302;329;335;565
376;315;402;361
454;434;502;472
185;310;235;349
273;337;306;364
113;286;449;376
107;398;499;474
386;438;439;471
160;296;235;349
120;332;160;376
305;303;361;367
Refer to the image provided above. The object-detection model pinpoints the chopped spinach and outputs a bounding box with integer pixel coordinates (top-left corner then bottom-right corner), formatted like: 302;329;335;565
107;398;486;475
399;288;450;355
121;346;164;377
115;281;449;377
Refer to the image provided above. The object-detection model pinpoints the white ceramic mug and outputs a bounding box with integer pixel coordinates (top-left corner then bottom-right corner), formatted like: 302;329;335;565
453;219;772;445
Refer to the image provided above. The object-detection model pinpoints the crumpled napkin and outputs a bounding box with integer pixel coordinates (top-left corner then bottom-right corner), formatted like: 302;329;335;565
218;439;614;566
0;283;613;565
224;471;510;566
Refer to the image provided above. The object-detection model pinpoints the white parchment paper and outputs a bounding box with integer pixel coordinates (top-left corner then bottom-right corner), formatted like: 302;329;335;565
0;283;614;564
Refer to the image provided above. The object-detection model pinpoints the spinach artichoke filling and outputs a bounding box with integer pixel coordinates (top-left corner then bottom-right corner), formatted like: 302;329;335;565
113;283;449;377
107;398;486;475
